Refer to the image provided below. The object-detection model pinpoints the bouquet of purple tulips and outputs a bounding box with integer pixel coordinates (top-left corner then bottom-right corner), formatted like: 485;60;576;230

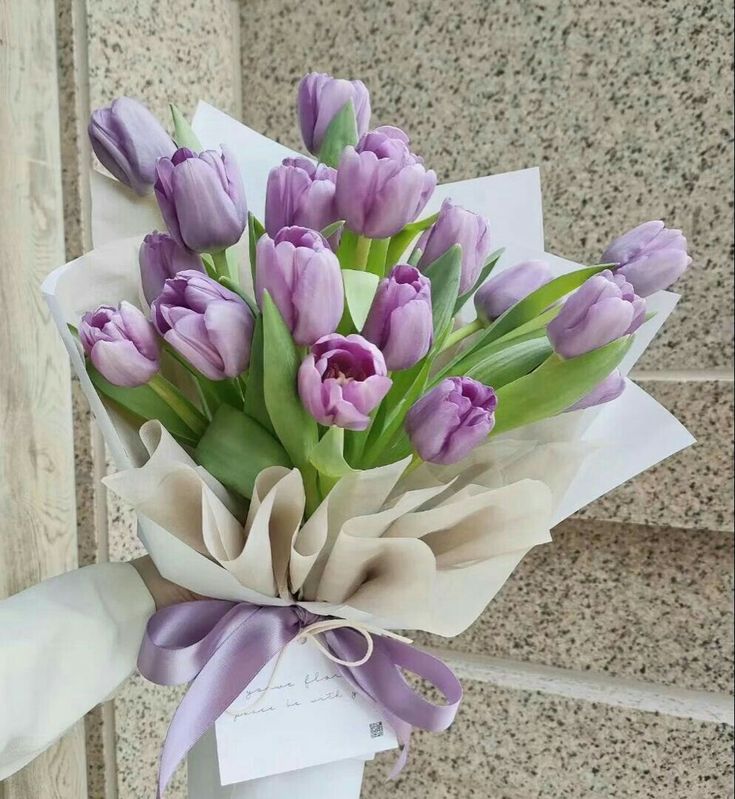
46;72;693;799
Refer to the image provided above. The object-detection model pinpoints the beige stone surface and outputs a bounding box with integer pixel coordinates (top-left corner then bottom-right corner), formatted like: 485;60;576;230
114;674;187;799
416;518;734;693
238;0;733;372
87;0;241;122
363;680;735;799
579;380;734;531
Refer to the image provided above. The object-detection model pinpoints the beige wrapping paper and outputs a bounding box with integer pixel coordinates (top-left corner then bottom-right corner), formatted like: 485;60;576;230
103;420;562;635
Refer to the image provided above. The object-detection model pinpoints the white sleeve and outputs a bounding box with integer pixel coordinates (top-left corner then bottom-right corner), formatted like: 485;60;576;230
0;562;155;780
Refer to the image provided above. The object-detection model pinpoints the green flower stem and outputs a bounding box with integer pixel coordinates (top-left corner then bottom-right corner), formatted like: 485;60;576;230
301;463;322;519
407;247;422;266
336;228;358;269
148;373;208;438
162;342;218;418
402;453;423;479
210;249;230;280
440;319;484;352
366;238;390;277
354;235;372;271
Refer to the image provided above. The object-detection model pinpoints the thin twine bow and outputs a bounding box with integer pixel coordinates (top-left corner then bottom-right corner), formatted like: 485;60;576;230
138;600;463;799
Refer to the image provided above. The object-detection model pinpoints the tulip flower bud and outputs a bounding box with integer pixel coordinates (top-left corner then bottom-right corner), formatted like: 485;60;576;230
417;199;491;294
567;369;626;412
298;334;392;430
154;147;247;253
255;227;344;346
547;270;645;359
80;302;160;387
297;72;371;156
406;377;497;465
264;158;338;238
139;231;205;304
335;127;436;239
88;97;175;196
602;220;691;297
474;259;553;322
151;270;254;380
362;265;433;370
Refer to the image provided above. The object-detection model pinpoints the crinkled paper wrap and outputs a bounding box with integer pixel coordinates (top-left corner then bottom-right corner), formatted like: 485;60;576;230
42;103;695;637
103;420;568;635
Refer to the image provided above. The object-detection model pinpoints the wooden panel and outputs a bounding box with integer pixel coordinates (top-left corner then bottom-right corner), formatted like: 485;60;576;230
0;0;87;796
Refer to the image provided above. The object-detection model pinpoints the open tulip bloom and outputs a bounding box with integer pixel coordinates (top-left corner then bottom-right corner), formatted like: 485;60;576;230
42;75;695;799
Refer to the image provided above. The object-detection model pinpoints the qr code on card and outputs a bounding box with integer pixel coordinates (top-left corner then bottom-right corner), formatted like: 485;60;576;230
369;721;384;739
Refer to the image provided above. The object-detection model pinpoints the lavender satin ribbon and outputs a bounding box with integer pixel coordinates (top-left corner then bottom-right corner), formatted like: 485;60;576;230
138;600;462;798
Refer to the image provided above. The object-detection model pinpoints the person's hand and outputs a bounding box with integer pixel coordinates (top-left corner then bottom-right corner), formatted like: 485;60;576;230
131;556;200;610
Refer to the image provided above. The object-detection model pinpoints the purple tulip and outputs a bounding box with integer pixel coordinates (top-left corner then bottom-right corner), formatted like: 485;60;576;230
335;127;437;239
80;302;160;387
255;227;344;346
265;158;338;238
474;259;554;322
139;231;204;304
416;199;492;294
547;270;646;359
298;334;392;430
567;369;626;412
151;270;254;380
406;377;497;465
154;147;247;253
88;97;175;196
297;72;371;156
602;220;691;297
362;265;433;370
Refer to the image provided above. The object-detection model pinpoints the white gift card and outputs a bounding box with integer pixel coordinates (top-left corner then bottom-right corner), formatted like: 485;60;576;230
214;639;398;784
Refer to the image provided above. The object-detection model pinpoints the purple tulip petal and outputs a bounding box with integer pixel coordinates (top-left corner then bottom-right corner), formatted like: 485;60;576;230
90;339;158;388
204;300;253;377
568;369;626;412
601;220;664;264
475;259;553;321
88;97;175;196
602;220;690;295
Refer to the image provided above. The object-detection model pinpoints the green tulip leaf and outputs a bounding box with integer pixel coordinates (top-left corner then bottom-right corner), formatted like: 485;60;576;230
423;244;462;345
366;238;391;277
362;359;431;468
342;269;380;331
482;265;607;345
194;404;291;499
491;336;634;436
87;363;199;445
437;305;561;382
309;427;354;479
248;212;266;286
385;212;439;268
170;104;202;150
336;228;359;269
321;220;346;239
243;314;274;434
317;100;358;169
462;333;553;390
261;292;318;466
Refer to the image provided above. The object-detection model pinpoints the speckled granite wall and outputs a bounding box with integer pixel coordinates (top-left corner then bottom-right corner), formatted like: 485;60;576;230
55;0;733;797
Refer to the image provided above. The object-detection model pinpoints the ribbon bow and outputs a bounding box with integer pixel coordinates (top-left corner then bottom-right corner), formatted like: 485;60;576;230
138;600;463;798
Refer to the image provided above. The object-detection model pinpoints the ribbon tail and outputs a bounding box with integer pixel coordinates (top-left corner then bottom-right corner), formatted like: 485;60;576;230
148;607;300;798
326;629;463;777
